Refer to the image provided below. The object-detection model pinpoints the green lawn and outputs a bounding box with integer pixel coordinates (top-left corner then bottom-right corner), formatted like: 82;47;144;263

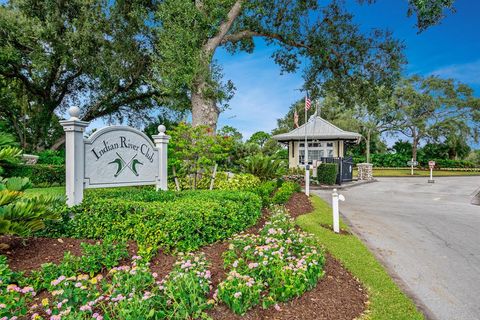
297;195;424;320
353;168;480;177
25;186;65;197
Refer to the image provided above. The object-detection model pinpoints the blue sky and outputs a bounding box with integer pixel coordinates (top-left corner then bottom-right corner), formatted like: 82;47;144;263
215;0;480;144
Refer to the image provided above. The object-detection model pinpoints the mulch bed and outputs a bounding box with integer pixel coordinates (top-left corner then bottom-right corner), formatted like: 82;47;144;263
285;192;314;219
0;193;367;320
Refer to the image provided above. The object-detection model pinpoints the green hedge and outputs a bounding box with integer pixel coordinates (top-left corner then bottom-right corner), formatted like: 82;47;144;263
354;153;478;168
271;181;301;204
5;164;65;187
317;163;338;185
61;189;262;257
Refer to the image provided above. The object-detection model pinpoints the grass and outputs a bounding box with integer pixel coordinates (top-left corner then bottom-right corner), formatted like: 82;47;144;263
296;195;424;320
25;186;65;197
353;168;480;177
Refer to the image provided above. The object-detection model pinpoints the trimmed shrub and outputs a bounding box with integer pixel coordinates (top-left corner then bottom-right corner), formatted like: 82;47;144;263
317;163;338;185
63;190;262;256
5;164;65;186
271;181;301;204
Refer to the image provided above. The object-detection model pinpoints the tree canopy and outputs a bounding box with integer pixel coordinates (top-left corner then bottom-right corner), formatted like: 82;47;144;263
391;75;480;160
154;0;456;129
0;0;160;151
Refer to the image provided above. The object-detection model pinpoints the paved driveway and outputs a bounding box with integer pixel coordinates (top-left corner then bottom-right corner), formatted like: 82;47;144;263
313;177;480;320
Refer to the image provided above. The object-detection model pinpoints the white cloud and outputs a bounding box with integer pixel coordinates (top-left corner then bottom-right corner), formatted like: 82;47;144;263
429;59;480;85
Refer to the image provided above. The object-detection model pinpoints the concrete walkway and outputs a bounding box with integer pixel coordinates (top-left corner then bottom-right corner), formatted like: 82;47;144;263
312;176;480;320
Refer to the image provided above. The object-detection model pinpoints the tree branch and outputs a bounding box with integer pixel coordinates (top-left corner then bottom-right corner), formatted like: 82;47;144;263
203;0;243;55
221;30;311;50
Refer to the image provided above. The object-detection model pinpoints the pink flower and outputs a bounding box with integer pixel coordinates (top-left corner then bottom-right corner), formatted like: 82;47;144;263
79;305;92;312
152;272;158;278
50;316;61;320
0;304;5;309
233;292;242;299
274;303;281;311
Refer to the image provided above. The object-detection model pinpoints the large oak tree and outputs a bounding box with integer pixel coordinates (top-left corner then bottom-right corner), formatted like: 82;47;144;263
154;0;455;130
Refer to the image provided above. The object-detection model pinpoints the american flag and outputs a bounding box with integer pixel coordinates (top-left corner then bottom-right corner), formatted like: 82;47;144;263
305;96;311;111
294;109;299;128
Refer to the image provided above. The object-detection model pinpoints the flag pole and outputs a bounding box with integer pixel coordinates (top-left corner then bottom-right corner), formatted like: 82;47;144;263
304;95;310;196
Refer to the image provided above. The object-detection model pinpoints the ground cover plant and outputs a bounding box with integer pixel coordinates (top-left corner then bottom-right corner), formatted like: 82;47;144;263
218;206;325;315
1;251;213;319
296;196;424;319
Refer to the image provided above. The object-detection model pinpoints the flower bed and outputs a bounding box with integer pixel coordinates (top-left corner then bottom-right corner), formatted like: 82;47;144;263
1;191;367;319
1;253;213;319
218;206;325;314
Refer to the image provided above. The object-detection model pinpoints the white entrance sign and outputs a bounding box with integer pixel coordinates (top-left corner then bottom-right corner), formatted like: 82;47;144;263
84;127;159;188
60;106;170;206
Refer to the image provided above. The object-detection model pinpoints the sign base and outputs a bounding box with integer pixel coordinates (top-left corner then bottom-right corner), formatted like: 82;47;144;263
428;179;435;184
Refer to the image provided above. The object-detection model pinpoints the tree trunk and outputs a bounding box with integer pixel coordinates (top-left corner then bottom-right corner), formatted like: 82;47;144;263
191;80;219;131
412;136;419;161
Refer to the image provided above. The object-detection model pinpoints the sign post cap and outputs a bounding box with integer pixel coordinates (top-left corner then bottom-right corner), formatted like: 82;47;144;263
68;106;81;120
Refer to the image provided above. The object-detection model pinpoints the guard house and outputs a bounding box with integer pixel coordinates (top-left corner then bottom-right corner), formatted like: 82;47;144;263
272;115;361;184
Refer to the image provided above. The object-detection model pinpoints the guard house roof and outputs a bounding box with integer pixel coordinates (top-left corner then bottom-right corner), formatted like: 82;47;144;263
272;115;362;142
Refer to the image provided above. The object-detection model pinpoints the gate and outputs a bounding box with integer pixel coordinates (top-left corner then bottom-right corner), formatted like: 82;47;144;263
319;156;353;185
341;156;354;183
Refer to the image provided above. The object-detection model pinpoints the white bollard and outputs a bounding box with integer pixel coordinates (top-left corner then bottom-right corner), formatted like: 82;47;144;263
305;165;310;196
332;188;345;233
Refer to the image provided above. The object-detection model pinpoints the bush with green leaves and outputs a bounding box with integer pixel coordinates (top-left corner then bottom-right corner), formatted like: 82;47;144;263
0;132;22;176
55;189;262;258
0;177;64;237
250;180;278;207
271;181;301;204
5;164;65;187
215;173;260;191
36;149;65;165
240;154;286;181
317;163;338;185
218;206;325;314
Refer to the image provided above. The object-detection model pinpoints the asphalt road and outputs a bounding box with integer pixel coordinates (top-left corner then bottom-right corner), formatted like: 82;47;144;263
313;176;480;320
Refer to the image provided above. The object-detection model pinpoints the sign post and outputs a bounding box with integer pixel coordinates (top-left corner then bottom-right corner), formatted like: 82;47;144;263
407;158;418;176
332;189;345;233
60;107;89;206
428;160;435;183
60;106;170;207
